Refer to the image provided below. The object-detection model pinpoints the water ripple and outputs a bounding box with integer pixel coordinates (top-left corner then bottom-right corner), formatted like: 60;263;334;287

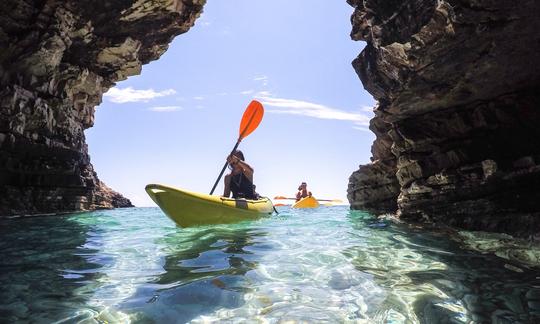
1;207;539;323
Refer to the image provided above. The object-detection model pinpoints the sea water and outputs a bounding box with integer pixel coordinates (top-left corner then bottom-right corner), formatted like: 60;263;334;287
0;206;539;323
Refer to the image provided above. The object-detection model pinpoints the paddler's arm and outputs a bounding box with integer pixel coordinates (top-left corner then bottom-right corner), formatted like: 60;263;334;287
229;155;254;181
223;174;232;197
235;160;254;180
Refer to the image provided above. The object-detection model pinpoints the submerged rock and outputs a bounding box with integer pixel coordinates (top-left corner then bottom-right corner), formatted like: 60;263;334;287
0;0;206;215
457;230;540;268
347;0;540;238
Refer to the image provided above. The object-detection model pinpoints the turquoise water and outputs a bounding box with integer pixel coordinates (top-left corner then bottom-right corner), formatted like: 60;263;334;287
1;207;539;323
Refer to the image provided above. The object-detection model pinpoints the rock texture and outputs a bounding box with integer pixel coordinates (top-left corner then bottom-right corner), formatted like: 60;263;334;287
347;0;540;238
0;0;205;216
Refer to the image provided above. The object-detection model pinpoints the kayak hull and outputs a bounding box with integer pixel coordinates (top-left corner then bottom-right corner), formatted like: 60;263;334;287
292;196;320;208
145;184;273;227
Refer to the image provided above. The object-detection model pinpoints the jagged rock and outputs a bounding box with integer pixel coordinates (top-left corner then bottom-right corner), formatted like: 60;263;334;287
348;159;400;213
347;0;540;238
0;0;206;216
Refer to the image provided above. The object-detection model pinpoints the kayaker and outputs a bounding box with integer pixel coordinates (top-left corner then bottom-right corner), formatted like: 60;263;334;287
296;182;312;201
223;150;258;199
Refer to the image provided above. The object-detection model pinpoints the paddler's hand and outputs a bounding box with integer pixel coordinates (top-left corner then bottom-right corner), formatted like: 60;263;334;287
227;155;239;165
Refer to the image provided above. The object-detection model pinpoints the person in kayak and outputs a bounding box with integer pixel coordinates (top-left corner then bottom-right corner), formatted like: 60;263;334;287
296;182;312;201
223;150;258;199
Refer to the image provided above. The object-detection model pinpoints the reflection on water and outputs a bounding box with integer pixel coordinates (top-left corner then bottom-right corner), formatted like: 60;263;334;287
0;212;103;322
0;207;539;323
345;211;540;323
119;227;267;323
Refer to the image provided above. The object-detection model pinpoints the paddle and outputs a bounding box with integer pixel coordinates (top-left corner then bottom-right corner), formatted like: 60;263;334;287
273;196;343;203
209;100;264;195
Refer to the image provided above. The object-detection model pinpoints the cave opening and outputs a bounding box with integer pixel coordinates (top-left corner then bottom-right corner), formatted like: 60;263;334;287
84;0;376;208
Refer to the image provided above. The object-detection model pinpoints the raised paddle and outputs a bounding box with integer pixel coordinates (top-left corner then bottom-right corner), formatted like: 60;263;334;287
209;100;264;195
273;196;343;203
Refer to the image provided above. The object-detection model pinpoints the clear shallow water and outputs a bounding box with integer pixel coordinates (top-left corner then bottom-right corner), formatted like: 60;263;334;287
1;207;539;323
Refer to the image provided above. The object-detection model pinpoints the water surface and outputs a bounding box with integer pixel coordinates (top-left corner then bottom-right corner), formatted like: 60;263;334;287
1;207;539;323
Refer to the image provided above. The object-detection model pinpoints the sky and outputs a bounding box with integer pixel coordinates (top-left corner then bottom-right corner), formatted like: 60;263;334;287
86;0;376;207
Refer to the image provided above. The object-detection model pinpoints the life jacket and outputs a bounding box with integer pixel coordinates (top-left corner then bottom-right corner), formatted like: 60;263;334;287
296;189;310;201
230;173;257;199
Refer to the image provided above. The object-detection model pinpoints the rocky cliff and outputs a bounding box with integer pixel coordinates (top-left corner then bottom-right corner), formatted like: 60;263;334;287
347;0;540;238
0;0;205;216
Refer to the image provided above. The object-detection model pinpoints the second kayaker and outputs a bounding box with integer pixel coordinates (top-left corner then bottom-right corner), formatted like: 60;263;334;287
223;150;259;199
296;182;313;201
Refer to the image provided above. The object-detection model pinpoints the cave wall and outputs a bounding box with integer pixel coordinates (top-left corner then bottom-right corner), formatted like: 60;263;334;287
0;0;205;216
347;0;540;237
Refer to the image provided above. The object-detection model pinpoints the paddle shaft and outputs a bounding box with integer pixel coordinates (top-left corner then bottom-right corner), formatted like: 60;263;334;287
209;140;241;195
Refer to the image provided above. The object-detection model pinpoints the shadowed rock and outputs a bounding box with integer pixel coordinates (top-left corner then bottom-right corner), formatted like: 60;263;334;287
347;0;540;238
0;0;206;216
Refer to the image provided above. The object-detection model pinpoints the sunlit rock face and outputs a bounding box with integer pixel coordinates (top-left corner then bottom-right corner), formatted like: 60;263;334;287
0;0;205;215
347;0;540;237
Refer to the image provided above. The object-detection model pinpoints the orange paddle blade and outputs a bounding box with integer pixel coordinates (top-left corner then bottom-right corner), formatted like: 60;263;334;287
274;196;295;200
239;100;264;140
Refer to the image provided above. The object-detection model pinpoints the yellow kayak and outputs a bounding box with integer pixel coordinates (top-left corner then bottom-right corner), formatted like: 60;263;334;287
145;184;274;227
292;196;320;208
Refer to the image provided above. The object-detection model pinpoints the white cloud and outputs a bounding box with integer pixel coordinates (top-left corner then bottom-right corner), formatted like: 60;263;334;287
216;92;228;96
255;90;273;97
240;90;254;95
257;96;371;126
148;106;183;112
104;87;176;103
193;96;205;100
353;126;372;132
253;75;269;86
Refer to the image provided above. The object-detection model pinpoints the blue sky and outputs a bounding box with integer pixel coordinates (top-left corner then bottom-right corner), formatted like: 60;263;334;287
86;0;375;206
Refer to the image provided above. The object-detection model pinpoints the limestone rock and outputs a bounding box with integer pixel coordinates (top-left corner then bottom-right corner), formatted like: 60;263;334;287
0;0;206;216
347;0;540;238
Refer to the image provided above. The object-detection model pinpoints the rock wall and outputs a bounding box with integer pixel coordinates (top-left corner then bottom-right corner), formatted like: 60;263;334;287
347;0;540;237
0;0;205;216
